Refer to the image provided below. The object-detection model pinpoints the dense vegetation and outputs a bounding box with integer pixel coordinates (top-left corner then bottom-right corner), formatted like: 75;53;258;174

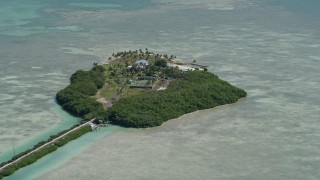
54;50;246;128
0;50;248;179
0;50;247;179
107;71;247;128
0;126;91;179
56;64;107;118
54;52;246;128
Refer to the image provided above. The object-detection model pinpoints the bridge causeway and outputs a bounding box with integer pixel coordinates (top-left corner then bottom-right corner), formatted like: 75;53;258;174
0;118;96;172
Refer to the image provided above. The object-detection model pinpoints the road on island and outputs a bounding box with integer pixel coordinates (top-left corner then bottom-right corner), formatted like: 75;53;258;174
0;118;96;172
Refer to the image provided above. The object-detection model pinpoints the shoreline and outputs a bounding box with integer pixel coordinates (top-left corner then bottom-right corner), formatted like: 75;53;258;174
0;99;79;164
0;119;95;173
5;125;124;180
1;50;246;178
0;99;84;179
35;97;248;180
31;99;247;179
153;97;248;129
1;89;247;179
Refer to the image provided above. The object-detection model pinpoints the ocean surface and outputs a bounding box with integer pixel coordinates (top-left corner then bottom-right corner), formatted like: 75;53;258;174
1;0;320;179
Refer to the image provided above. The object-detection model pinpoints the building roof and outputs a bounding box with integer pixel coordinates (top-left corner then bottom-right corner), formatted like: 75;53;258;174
135;59;149;65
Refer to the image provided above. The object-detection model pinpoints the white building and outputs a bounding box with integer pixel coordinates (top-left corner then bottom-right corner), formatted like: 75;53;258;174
134;59;149;68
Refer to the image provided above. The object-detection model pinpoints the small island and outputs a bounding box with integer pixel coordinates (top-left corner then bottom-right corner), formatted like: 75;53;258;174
0;49;247;178
56;49;247;128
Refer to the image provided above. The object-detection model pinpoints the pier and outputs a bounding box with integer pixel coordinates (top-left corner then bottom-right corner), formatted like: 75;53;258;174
90;122;110;131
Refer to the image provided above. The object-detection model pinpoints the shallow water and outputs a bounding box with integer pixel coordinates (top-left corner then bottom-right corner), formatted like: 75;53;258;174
1;0;320;179
6;125;123;180
0;100;80;163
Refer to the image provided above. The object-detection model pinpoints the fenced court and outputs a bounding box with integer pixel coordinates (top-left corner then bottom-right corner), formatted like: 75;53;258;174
130;77;157;88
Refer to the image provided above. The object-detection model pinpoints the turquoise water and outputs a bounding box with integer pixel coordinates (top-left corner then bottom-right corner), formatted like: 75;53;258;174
0;0;150;176
0;100;79;163
1;0;320;179
1;0;149;163
5;126;123;180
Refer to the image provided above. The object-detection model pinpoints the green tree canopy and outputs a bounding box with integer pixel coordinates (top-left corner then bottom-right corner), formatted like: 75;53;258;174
154;59;167;68
107;71;246;128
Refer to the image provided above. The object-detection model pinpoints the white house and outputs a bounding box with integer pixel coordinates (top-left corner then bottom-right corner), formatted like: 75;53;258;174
134;59;149;68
